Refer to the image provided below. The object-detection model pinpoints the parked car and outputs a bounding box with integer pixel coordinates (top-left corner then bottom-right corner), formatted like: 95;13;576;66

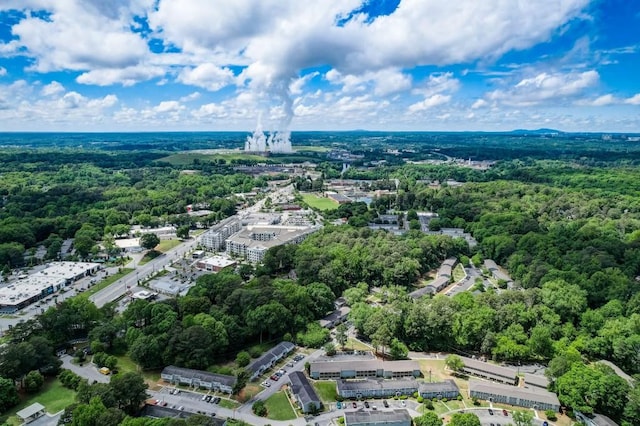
213;397;221;404
401;400;406;407
352;402;357;408
383;400;389;408
205;395;212;402
364;401;370;408
488;408;494;415
201;395;207;401
503;409;508;416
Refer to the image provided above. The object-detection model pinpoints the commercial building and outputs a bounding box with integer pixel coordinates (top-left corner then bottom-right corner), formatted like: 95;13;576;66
225;225;319;263
418;379;460;399
309;360;421;380
289;371;321;413
200;219;241;251
247;341;296;381
460;357;519;385
336;378;418;399
194;256;237;272
0;262;100;313
469;380;561;412
344;409;412;426
161;366;236;394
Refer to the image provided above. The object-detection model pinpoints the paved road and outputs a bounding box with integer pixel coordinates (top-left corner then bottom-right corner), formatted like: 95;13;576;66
60;354;110;384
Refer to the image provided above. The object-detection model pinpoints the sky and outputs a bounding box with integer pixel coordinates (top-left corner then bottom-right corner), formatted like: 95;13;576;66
0;0;639;133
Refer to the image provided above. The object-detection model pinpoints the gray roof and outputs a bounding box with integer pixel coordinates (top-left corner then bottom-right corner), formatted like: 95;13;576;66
289;371;321;405
469;380;560;407
319;307;351;326
484;259;498;270
442;257;457;267
345;409;412;425
17;403;45;419
597;360;635;387
461;357;518;380
162;365;236;387
591;413;620;426
409;277;449;299
311;359;420;374
418;379;459;394
523;373;549;389
337;378;418;392
248;341;295;374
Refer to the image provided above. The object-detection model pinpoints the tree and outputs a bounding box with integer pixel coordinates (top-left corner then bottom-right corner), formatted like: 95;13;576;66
0;376;20;413
445;355;464;372
24;370;44;393
71;397;108;426
109;372;148;415
512;410;534;426
235;351;251;368
448;412;481;426
233;369;249;395
176;225;190;240
252;400;267;417
129;335;163;370
389;338;409;360
414;412;443;426
140;233;160;251
77;381;117;408
335;323;348;349
323;342;337;356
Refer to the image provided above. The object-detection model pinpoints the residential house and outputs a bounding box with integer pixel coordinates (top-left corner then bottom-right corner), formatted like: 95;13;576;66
161;366;236;394
469;380;561;412
289;371;322;413
460;357;519;385
247;341;296;381
319;307;351;329
336;379;418;399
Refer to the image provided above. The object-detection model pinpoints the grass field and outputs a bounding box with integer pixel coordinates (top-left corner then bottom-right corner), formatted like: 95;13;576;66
264;391;297;421
218;398;241;410
114;355;161;386
313;380;338;403
294;146;331;152
301;193;338;211
0;379;76;425
452;264;466;282
345;338;374;351
156;239;182;252
77;268;133;299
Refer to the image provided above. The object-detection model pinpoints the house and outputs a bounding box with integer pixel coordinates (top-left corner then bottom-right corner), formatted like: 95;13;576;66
418;379;460;399
460;357;519;385
336;378;418;399
319;307;351;328
408;276;449;299
16;403;46;424
484;259;514;287
247;341;296;381
161;366;236;394
344;409;412;426
309;360;421;380
289;371;322;413
469;380;561;412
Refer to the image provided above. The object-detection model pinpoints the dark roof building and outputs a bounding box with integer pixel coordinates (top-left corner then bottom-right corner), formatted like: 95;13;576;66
247;341;296;380
310;359;421;380
418;379;460;399
522;373;550;390
161;366;236;393
469;380;560;412
319;306;351;328
575;411;620;426
289;371;321;413
460;357;519;385
344;409;412;426
409;276;449;299
337;379;418;399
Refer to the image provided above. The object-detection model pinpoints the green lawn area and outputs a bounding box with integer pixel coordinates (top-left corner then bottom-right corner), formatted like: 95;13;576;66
294;146;331;152
156;239;182;252
76;269;133;299
345;338;373;351
452;263;466;282
0;379;76;425
157;152;267;166
218;398;241;410
264;391;296;421
313;380;337;403
301;193;338;211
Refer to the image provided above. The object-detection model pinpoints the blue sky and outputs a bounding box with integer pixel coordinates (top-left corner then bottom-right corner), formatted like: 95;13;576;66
0;0;639;132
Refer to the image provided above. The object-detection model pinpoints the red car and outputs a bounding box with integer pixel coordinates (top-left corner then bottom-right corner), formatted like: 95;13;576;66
503;409;508;416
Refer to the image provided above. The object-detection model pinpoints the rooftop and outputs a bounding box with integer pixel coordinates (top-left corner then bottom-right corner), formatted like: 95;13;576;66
162;365;236;387
418;379;460;393
289;371;321;405
248;341;295;374
345;409;412;425
469;380;561;406
461;356;519;379
337;378;418;392
311;359;420;374
196;256;237;269
17;402;45;419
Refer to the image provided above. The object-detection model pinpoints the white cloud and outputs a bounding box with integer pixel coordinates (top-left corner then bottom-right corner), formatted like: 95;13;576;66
41;81;65;96
290;72;319;95
413;73;460;98
0;67;6;76
575;94;616;107
471;99;488;109
487;70;599;106
180;92;201;102
178;64;235;91
192;103;227;119
76;66;165;86
625;94;640;105
325;68;412;96
408;94;451;112
154;101;183;113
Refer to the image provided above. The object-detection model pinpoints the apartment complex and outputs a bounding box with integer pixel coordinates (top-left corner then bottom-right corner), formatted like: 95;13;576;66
469;380;560;412
309;360;421;380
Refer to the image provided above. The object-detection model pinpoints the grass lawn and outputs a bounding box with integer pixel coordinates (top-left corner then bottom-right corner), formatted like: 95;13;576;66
294;146;331;152
0;379;76;425
156;239;182;252
218;398;241;410
157;152;267;166
452;263;466;282
345;338;373;351
313;380;338;402
301;193;338;211
264;391;297;421
76;269;134;299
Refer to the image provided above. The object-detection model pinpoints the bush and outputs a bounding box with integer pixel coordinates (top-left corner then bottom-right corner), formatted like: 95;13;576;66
457;395;463;401
58;369;84;390
93;352;107;367
472;397;480;406
442;398;448;402
24;370;44;393
413;392;419;398
236;351;251;367
545;410;558;421
423;399;434;410
417;396;424;403
252;400;267;417
248;347;263;358
399;395;408;400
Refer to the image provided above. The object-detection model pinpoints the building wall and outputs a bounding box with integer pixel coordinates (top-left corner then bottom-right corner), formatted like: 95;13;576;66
469;389;559;412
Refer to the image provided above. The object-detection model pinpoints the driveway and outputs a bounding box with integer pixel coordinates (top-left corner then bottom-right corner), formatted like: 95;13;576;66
60;354;109;384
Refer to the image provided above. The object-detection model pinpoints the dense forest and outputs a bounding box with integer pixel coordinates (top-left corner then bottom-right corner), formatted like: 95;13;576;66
1;134;639;425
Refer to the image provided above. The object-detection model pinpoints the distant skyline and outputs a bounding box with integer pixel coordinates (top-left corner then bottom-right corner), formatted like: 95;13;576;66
0;1;639;133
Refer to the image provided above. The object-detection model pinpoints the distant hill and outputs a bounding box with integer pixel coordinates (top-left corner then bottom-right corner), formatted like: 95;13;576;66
508;128;564;135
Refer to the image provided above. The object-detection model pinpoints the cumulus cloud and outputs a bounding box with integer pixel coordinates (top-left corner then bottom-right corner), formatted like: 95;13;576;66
486;70;599;106
0;67;6;76
471;99;488;109
409;94;451;112
575;94;616;107
177;64;235;91
326;68;412;96
41;81;65;96
154;101;183;113
76;66;165;86
625;94;640;105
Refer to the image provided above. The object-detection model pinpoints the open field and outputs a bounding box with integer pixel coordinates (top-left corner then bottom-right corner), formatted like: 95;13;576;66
157;152;267;166
0;379;75;426
313;380;338;402
452;263;466;282
264;391;297;421
156;239;182;252
345;338;374;351
301;193;338;211
294;146;331;152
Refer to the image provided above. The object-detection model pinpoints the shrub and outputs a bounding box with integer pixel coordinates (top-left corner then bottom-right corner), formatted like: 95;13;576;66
472;397;480;406
252;400;267;417
457;395;463;401
442;398;448;403
236;351;251;367
417;396;424;403
413;392;419;399
399;395;408;400
248;347;263;358
545;410;558;421
58;369;84;390
423;400;434;410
